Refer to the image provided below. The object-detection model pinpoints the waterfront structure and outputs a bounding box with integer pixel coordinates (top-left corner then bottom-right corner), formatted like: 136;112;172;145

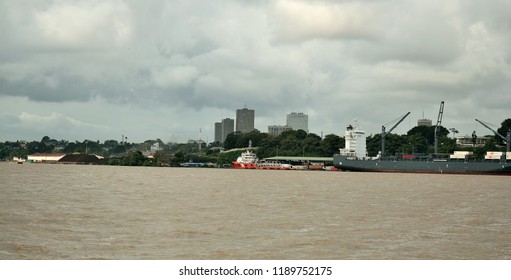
27;153;66;163
268;125;292;136
214;118;235;143
58;154;104;164
286;112;308;132
236;107;255;133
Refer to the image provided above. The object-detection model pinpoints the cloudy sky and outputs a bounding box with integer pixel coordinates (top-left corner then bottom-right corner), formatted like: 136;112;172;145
1;0;510;143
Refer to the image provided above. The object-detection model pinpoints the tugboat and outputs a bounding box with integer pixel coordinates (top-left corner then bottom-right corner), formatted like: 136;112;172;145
232;149;258;169
231;140;258;169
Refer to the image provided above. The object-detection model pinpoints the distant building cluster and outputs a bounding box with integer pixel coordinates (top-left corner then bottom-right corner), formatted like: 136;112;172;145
268;112;309;136
213;107;309;143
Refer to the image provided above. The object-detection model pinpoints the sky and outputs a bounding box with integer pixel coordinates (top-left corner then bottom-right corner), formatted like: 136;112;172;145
1;0;510;143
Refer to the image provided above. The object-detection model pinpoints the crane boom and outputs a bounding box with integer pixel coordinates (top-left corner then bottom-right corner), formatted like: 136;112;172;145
475;119;506;140
381;112;410;159
475;118;510;152
434;101;444;154
386;112;411;136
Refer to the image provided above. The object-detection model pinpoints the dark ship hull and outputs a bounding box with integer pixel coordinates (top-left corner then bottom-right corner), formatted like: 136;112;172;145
333;155;511;175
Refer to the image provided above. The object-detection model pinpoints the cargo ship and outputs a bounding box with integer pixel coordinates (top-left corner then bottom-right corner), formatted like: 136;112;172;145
333;124;511;175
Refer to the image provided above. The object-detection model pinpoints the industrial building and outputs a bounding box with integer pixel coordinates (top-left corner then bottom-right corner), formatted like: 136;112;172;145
27;153;66;163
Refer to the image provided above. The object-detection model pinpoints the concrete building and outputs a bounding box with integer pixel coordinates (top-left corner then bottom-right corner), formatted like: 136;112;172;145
417;119;432;126
286;112;308;132
456;135;491;147
222;118;234;142
214;118;234;143
236;107;255;133
214;122;222;143
150;142;162;151
268;125;292;136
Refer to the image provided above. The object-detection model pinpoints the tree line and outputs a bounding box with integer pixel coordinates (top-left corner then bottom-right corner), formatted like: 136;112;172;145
1;118;510;166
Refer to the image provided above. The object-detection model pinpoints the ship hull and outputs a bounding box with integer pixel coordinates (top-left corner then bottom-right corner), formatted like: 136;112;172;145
333;155;511;175
231;162;257;169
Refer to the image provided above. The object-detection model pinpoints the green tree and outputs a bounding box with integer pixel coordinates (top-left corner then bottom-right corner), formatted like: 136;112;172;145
123;151;147;166
402;133;428;154
303;133;322;156
171;151;186;166
277;130;302;155
295;129;308;140
27;141;53;154
257;135;280;158
435;136;457;154
320;134;343;156
224;132;242;150
497;118;511;145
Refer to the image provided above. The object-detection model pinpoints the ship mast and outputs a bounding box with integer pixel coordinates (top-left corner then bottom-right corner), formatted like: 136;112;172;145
434;101;444;154
475;118;511;152
381;112;410;159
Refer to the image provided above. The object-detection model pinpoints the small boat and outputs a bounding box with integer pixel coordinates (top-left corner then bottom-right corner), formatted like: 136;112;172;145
257;160;292;170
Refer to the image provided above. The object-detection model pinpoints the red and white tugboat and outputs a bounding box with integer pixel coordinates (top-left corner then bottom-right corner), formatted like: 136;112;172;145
232;149;258;169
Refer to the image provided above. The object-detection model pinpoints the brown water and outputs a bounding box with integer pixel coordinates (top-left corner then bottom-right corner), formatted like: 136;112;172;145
0;162;509;259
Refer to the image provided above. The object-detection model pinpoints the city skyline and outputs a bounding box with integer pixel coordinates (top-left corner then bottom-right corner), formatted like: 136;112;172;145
216;109;310;141
1;1;509;143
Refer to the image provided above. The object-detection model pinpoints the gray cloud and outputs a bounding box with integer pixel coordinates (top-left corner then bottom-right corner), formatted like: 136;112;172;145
0;0;510;142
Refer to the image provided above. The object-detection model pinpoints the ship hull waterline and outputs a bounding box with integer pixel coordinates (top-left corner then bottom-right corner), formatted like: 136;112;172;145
333;155;511;175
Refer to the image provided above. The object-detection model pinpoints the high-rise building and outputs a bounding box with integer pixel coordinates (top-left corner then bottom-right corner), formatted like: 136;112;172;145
286;112;308;132
236;107;255;133
214;118;234;143
222;118;234;142
268;125;292;136
214;122;222;143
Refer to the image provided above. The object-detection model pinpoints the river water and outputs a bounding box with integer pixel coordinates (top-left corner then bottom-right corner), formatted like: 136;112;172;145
0;162;509;259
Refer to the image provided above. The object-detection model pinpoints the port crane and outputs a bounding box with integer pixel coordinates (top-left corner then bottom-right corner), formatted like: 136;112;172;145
475;118;510;152
434;101;444;154
381;112;410;159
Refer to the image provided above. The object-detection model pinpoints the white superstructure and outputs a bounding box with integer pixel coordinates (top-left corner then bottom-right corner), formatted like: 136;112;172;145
339;125;367;159
236;150;258;163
